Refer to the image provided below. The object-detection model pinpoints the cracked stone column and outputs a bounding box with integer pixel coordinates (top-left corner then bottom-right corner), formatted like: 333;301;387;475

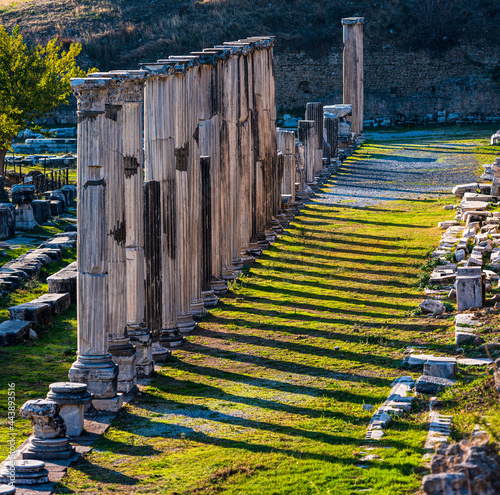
167;56;205;318
194;49;228;297
119;71;154;377
97;73;138;394
342;17;364;139
278;129;296;202
69;77;122;411
298;120;317;188
324;114;340;164
200;156;218;308
143;62;184;348
305;102;324;179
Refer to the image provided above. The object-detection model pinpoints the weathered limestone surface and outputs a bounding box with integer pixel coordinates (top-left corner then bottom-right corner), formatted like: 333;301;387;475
20;399;74;460
342;17;364;138
68;78;121;409
47;262;77;302
46;382;91;437
0;320;32;346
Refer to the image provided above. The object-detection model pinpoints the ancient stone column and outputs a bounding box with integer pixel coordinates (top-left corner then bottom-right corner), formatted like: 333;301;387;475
200;156;218;308
143;63;184;348
298;120;317;187
277;129;296;202
170;59;197;333
342;17;364;138
117;71;155;377
194;49;228;296
305;102;324;178
101;75;138;394
69;78;122;411
324;114;340;161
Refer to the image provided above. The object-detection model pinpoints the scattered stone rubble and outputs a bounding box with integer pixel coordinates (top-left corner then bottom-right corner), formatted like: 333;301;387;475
365;376;415;440
422;436;500;495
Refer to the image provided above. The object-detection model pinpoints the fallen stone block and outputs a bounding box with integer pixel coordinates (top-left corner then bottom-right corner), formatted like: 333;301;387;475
456;266;484;311
422;473;468;494
0;320;32;346
419;299;445;315
423;357;457;379
8;302;52;324
31;293;71;315
415;375;456;394
452;183;478;198
31;200;51;224
47;262;77;302
455;331;478;345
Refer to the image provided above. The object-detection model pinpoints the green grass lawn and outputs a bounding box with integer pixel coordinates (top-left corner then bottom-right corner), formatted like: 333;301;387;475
2;132;499;494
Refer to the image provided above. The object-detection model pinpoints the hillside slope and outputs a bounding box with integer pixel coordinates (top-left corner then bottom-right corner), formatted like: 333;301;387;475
1;0;500;116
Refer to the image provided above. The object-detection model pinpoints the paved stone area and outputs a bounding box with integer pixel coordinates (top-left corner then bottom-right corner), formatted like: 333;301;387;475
321;134;480;207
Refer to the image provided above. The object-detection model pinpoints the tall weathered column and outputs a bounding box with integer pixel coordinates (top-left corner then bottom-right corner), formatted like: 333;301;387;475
69;78;122;411
194;49;228;297
298;120;317;187
305;102;324;179
87;72;138;394
324;114;340;162
199;156;218;307
143;63;185;348
118;71;155;377
278;129;296;202
342;17;364;138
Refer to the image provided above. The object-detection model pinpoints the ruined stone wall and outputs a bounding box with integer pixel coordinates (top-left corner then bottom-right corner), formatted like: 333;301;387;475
275;42;500;118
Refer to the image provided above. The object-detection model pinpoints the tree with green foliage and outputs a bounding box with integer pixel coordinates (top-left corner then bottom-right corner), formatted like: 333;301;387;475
0;26;86;175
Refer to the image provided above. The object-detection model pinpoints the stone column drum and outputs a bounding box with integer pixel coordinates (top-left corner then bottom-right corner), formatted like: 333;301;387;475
20;399;74;460
342;17;364;138
69;77;122;411
46;382;91;437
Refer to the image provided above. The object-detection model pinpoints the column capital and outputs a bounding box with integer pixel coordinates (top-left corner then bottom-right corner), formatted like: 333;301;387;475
342;17;365;25
71;77;111;113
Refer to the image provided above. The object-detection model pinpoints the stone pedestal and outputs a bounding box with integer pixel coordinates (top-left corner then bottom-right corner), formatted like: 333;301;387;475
46;382;91;437
14;203;37;230
342;17;364;138
456;267;484;311
0;460;49;486
20;399;74;460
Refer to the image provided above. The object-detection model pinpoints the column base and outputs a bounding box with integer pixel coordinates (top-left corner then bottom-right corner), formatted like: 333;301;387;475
22;437;74;461
177;313;197;334
211;278;228;296
0;459;49;485
202;289;219;308
68;354;119;400
190;298;207;317
241;253;255;268
265;230;277;243
92;393;124;412
222;267;237;281
232;257;244;272
152;341;173;361
247;241;262;256
127;324;155;378
109;343;138;394
159;329;185;349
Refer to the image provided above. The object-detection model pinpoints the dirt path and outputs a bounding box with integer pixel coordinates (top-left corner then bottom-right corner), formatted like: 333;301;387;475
57;131;487;495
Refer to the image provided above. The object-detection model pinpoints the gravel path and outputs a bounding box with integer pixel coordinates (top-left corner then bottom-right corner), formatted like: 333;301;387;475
319;133;480;207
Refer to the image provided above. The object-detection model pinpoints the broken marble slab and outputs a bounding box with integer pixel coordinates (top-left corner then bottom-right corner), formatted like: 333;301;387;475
456;357;492;366
424;411;452;451
415;375;456;394
419;299;445;315
460;200;490;212
452;183;478;198
438;220;459;229
463;192;496;202
423;357;457;379
365;376;415;440
0;320;32;346
8;302;52;324
31;293;71;315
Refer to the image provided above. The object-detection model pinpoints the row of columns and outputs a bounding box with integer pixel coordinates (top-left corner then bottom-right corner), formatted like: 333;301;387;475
69;37;279;409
